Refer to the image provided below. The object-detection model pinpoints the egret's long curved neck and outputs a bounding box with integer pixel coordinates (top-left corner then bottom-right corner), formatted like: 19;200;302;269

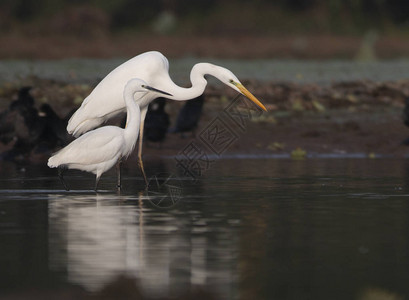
162;63;216;101
123;87;141;143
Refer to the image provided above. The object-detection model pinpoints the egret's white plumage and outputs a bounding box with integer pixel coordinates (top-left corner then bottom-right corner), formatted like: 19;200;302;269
48;78;171;191
67;51;267;185
67;52;169;137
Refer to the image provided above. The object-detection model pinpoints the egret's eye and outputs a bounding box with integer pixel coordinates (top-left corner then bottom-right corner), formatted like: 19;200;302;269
229;79;236;85
141;85;146;88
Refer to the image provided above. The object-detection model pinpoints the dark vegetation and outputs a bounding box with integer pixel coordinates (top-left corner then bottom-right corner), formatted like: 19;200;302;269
1;77;409;163
2;0;409;59
1;0;409;37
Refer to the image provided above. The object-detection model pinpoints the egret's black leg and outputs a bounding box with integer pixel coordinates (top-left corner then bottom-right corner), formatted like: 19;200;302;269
138;122;149;187
135;108;151;188
58;167;69;191
116;160;122;191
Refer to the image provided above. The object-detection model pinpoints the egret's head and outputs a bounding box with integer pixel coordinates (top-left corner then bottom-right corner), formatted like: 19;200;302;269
214;66;267;112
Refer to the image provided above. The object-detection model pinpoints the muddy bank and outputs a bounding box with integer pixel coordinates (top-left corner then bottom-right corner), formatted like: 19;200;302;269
0;77;408;165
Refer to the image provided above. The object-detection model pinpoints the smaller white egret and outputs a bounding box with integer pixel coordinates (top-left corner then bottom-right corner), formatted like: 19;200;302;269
48;79;172;191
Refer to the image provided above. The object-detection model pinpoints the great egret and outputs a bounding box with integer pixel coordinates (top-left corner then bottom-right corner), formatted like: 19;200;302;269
48;79;172;191
67;51;267;185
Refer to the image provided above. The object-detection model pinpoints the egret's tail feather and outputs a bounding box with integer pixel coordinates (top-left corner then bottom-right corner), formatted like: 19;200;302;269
48;156;59;168
66;109;95;137
67;104;124;137
66;109;82;135
68;118;104;138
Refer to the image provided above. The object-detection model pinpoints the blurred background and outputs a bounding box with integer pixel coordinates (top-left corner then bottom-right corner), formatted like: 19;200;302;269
1;0;409;161
3;2;409;300
1;0;409;59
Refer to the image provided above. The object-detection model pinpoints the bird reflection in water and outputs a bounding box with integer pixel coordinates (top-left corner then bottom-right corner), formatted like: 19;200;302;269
47;190;234;299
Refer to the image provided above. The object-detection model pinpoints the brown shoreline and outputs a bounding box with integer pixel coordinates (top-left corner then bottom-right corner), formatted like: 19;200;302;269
1;77;408;164
1;32;409;163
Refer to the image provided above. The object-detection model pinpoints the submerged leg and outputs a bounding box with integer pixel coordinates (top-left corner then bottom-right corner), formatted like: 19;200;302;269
138;119;149;187
116;160;122;191
58;167;69;191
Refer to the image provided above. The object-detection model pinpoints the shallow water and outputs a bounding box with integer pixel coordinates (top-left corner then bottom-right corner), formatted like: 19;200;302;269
2;58;409;85
1;158;409;299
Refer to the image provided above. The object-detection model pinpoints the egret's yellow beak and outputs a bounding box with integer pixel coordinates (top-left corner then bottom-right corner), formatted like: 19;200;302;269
235;83;267;112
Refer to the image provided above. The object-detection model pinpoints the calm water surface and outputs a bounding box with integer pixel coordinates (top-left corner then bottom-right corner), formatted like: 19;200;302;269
2;58;409;85
0;158;409;299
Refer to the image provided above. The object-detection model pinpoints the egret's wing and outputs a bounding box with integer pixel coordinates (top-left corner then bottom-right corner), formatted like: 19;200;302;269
50;127;124;166
67;51;169;136
67;91;125;136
